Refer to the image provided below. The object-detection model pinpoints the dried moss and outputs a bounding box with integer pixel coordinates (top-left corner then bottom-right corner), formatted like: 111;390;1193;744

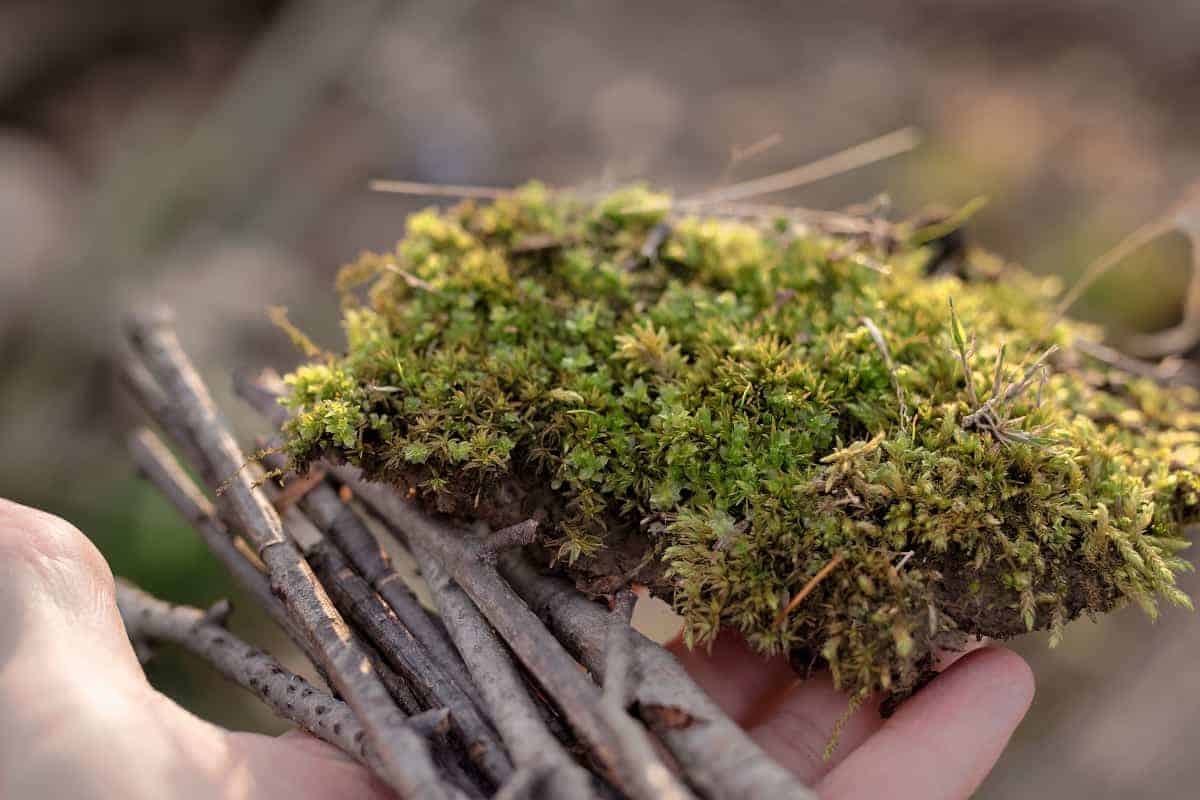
280;183;1200;701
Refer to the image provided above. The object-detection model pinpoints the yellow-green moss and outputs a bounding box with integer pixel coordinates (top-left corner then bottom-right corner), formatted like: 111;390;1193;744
281;183;1200;700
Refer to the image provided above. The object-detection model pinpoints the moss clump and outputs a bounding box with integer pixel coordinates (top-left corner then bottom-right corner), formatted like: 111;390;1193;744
280;183;1200;702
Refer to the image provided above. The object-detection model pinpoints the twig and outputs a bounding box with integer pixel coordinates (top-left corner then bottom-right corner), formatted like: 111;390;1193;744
305;538;514;787
127;427;430;716
774;553;846;628
492;765;556;800
713;132;785;187
124;308;449;800
117;580;388;767
476;519;542;563
126;428;305;653
594;591;696;800
1072;338;1200;387
259;461;508;780
602;591;640;708
270;466;327;512
369;179;513;199
501;557;819;800
238;372;592;794
414;541;598;800
331;466;686;800
246;430;481;712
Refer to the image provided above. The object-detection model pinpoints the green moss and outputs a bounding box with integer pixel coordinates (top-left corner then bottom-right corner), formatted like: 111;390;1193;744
280;183;1200;700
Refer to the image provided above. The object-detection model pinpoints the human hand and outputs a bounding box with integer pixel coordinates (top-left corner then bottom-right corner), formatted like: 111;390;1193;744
0;498;391;800
0;498;1033;799
669;618;1034;799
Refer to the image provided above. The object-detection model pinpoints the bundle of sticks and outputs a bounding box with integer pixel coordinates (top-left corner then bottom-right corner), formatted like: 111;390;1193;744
116;307;814;800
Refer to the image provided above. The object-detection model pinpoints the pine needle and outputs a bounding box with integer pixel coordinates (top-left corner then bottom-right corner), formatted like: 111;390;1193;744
775;552;846;628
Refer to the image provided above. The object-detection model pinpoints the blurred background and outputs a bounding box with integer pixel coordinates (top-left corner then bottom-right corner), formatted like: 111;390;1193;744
2;1;1199;796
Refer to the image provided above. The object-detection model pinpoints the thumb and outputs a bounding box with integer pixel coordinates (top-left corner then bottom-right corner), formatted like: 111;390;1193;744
0;497;146;700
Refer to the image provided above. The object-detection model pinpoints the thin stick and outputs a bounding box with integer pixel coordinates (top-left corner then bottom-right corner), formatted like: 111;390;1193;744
247;430;481;710
118;580;381;766
1073;338;1200;387
127;427;426;716
252;456;507;783
501;556;819;800
333;466;683;800
681;126;921;208
774;553;846;628
492;765;555;800
305;538;514;787
602;591;640;708
126;428;306;651
478;519;542;562
238;373;590;794
125;308;448;800
712;132;785;187
595;592;696;800
414;541;598;800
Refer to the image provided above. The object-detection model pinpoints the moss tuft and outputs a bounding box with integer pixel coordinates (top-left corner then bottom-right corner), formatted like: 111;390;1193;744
280;183;1200;700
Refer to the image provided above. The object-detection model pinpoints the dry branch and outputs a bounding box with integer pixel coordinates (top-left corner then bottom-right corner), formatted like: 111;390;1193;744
124;308;449;800
500;557;820;800
247;432;479;711
305;538;513;786
328;467;687;800
125;427;427;716
413;541;598;800
118;579;400;767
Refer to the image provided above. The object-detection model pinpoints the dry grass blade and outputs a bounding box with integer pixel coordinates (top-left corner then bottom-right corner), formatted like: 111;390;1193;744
369;179;514;199
681;126;921;208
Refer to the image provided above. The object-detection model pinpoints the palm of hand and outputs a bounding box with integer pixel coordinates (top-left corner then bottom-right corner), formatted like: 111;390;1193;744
0;499;1033;800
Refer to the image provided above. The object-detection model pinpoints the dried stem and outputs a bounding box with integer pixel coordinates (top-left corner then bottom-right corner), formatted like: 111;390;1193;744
681;126;920;208
249;434;481;711
305;538;514;787
1054;217;1174;322
501;557;819;800
477;519;542;562
330;466;683;800
118;580;380;766
124;308;449;800
594;591;697;800
414;541;598;800
126;428;307;652
126;427;428;715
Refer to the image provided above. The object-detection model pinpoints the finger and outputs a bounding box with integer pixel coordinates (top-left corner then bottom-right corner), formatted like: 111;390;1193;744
233;731;395;799
0;499;394;800
0;498;144;686
743;672;884;784
668;630;798;722
817;647;1034;800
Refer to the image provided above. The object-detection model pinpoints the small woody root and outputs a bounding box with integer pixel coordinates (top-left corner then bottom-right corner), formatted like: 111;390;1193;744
118;307;817;800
